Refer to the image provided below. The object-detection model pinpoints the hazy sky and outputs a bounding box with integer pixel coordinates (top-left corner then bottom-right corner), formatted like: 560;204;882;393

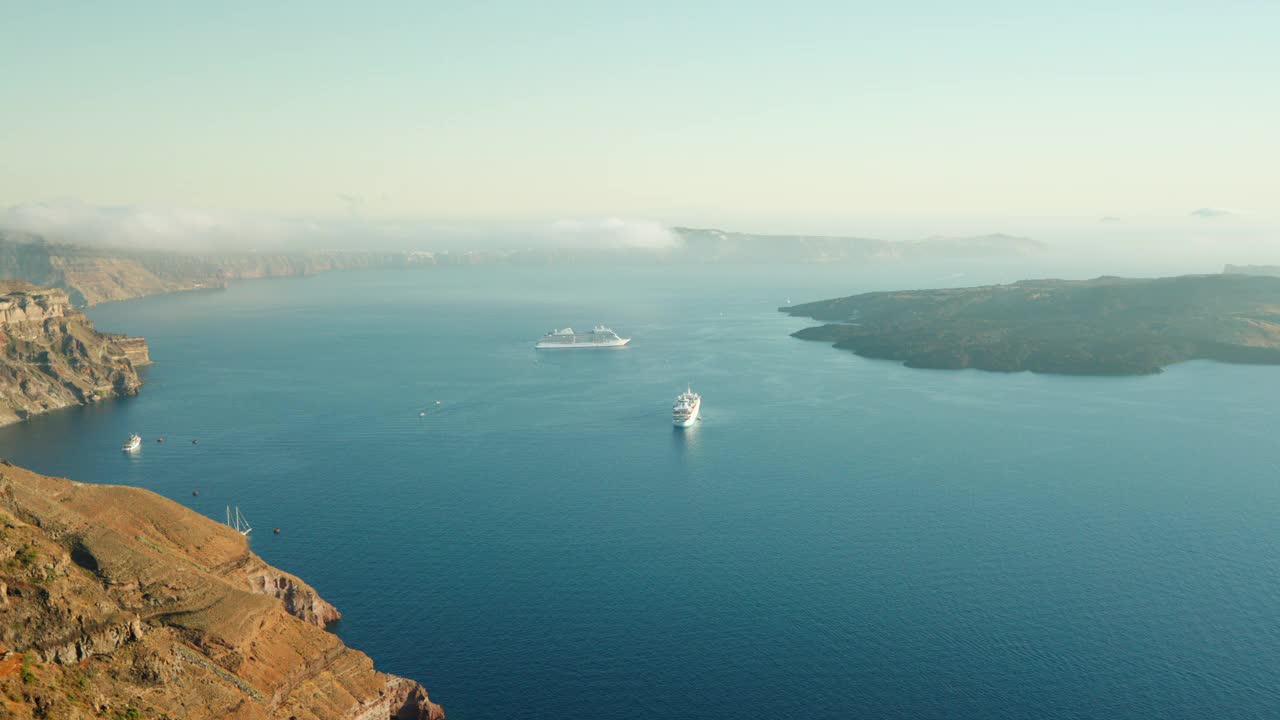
2;1;1277;227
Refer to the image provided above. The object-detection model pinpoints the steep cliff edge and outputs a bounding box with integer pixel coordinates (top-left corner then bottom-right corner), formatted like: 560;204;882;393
0;282;151;425
0;233;444;306
0;462;444;719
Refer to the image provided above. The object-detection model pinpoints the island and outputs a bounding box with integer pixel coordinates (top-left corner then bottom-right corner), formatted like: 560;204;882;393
783;274;1280;375
0;461;444;719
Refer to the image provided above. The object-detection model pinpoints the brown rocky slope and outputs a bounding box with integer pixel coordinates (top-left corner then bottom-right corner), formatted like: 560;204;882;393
0;233;442;307
0;462;444;719
0;282;151;426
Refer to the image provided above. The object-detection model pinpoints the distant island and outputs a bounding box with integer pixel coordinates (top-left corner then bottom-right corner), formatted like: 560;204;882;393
671;228;1044;263
783;274;1280;375
1224;264;1280;278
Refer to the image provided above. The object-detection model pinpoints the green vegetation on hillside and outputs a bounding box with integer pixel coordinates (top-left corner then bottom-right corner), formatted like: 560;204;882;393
783;275;1280;375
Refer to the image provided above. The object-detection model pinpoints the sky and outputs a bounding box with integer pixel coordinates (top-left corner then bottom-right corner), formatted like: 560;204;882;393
1;1;1277;237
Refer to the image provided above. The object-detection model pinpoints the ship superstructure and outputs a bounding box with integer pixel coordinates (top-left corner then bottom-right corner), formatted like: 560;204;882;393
673;387;701;428
535;325;630;349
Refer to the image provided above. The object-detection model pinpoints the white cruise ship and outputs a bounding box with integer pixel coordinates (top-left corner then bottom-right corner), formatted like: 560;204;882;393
673;387;701;428
121;434;142;452
535;325;631;349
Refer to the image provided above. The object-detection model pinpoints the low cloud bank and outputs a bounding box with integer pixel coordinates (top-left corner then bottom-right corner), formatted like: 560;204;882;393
1;199;331;251
0;199;679;253
1190;207;1235;218
547;218;678;249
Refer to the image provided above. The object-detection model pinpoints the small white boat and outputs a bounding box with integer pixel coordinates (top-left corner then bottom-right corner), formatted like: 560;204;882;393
122;434;142;452
673;387;701;428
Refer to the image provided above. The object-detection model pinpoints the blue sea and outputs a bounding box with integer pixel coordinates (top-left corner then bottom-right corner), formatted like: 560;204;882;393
4;263;1280;720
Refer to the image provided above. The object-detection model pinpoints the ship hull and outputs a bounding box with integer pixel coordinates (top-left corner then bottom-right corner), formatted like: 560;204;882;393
535;338;631;349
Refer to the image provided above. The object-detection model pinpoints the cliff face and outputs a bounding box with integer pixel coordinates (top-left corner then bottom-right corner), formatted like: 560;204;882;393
0;282;151;425
1;233;447;307
0;462;444;720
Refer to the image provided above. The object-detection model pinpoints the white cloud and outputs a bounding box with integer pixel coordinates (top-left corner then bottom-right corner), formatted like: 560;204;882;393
1190;207;1234;218
0;198;319;251
0;200;682;253
545;218;679;249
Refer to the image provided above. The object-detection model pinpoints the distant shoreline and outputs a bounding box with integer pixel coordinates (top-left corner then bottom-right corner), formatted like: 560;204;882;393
784;274;1280;376
1;227;1045;307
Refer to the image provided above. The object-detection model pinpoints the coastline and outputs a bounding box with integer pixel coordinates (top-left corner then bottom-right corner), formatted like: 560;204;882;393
0;279;447;717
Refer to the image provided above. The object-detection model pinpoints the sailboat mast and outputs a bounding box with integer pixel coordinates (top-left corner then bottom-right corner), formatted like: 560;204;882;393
225;505;251;535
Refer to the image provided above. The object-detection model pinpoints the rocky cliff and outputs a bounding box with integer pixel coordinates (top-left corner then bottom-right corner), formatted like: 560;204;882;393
0;462;444;719
0;282;151;425
0;233;444;307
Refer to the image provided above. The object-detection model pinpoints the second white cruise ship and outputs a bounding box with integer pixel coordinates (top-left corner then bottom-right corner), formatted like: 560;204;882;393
673;387;701;428
535;326;631;349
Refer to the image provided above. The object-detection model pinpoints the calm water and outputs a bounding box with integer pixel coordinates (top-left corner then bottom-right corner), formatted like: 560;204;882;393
4;264;1280;720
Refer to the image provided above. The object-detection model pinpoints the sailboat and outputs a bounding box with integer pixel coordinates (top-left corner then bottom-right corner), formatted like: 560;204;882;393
226;506;252;536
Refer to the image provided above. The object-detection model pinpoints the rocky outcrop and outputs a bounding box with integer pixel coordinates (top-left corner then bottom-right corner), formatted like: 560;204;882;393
0;283;69;324
245;565;343;627
109;334;152;366
36;615;147;665
0;462;445;719
0;281;151;425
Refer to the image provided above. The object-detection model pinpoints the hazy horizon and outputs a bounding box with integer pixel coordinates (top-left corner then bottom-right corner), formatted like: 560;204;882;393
1;197;1276;276
2;3;1277;274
